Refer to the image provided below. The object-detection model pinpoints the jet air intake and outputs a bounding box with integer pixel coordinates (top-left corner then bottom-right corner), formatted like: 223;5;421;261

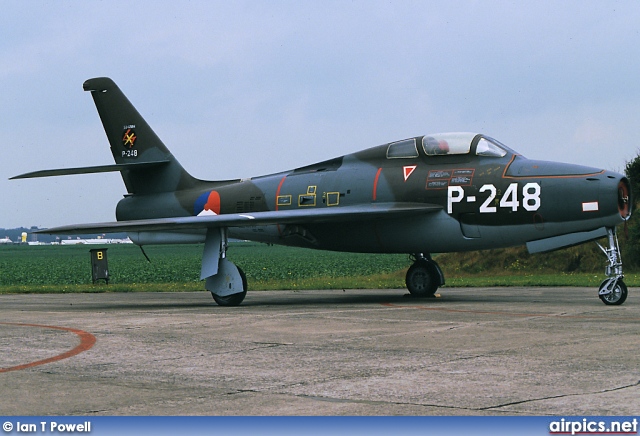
618;178;632;220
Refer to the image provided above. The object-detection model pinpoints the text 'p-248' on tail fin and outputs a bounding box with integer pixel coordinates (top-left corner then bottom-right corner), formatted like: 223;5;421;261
83;77;199;195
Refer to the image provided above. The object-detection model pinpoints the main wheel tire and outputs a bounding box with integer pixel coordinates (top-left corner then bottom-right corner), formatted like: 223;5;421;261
599;279;628;305
212;267;248;306
406;260;439;297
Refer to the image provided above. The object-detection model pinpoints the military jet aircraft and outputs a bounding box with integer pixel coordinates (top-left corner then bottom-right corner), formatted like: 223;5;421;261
12;77;632;306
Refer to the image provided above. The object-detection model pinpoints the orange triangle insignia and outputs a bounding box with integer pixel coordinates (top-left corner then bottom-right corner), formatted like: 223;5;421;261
403;165;417;181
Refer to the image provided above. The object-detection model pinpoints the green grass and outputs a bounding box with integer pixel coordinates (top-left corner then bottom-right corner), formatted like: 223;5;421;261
0;243;636;294
0;243;411;293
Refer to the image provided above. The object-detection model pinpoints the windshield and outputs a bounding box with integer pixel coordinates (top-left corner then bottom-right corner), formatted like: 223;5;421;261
476;137;507;157
386;138;418;158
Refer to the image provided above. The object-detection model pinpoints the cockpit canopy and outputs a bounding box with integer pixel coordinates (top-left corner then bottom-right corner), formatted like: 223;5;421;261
386;133;510;159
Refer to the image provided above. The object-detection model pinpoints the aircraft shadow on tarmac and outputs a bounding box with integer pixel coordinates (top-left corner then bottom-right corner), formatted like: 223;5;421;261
52;288;598;311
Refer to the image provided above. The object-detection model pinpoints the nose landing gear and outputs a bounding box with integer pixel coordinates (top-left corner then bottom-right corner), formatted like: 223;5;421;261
597;228;628;305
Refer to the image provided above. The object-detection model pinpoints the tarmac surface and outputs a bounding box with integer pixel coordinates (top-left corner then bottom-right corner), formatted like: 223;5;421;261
1;287;639;416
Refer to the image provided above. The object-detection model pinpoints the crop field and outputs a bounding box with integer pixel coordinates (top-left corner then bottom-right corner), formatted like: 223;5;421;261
1;242;638;293
0;243;412;292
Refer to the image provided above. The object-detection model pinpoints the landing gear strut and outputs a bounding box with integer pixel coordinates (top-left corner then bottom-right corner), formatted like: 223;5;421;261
405;253;445;297
597;227;627;305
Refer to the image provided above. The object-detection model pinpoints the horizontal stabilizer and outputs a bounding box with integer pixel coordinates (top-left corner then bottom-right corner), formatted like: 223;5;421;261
526;227;608;254
10;160;170;179
35;202;443;235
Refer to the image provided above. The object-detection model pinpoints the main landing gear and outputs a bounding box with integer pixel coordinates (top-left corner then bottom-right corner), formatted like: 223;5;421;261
405;253;445;297
208;259;248;306
597;227;628;305
202;228;248;306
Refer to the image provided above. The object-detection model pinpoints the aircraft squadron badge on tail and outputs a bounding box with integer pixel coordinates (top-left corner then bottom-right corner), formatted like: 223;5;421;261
12;78;632;306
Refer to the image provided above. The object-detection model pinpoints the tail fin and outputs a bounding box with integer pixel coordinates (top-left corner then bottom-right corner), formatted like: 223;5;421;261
83;77;199;195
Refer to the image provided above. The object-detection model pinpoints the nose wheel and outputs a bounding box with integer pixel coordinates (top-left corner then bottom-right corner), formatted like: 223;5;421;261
597;228;628;305
598;279;627;305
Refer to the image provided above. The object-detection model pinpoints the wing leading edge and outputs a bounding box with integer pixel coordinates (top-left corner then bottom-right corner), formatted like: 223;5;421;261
35;202;442;235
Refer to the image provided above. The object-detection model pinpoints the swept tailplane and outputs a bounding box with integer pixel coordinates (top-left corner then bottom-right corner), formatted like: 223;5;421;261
12;77;202;196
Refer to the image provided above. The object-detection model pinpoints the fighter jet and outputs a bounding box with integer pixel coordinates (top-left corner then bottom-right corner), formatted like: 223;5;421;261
12;77;632;306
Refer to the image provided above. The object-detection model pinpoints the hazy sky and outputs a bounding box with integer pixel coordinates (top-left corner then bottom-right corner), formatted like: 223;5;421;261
2;1;640;229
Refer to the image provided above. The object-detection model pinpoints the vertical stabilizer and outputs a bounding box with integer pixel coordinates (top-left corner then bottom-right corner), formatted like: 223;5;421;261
83;77;198;195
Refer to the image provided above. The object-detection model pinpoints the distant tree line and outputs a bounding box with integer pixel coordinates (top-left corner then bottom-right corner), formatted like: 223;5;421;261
622;152;640;267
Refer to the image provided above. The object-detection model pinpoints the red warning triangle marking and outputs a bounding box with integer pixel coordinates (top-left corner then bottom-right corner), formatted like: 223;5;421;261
403;165;417;181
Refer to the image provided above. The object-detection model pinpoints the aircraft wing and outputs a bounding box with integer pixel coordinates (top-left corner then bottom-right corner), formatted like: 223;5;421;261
35;202;442;235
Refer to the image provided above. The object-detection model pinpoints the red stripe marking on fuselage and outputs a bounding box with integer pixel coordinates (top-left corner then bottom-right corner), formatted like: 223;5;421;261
372;168;382;201
275;175;287;235
0;322;96;373
275;176;286;211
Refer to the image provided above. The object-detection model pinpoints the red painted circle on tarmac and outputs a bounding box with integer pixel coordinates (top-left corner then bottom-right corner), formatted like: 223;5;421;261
0;322;96;373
